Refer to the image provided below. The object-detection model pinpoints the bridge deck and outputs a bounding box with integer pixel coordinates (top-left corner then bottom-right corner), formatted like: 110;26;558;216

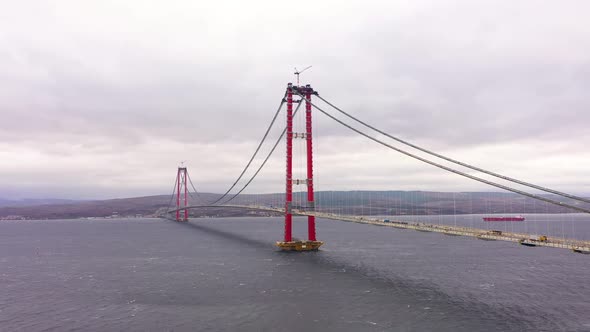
307;211;590;252
166;205;590;253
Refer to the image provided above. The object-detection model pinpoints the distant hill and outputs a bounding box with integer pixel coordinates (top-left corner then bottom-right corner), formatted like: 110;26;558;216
0;198;83;208
0;195;170;220
0;191;588;220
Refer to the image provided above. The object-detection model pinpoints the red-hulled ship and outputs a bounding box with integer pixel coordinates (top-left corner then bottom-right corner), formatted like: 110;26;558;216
483;216;525;222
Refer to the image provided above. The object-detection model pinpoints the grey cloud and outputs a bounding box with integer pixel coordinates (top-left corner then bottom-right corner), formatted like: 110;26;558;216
0;0;589;199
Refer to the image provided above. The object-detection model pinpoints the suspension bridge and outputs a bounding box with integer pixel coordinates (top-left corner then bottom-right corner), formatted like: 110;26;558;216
163;82;590;254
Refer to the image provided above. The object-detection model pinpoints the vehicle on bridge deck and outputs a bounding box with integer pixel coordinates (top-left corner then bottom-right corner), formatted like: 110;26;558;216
483;215;525;222
519;235;548;247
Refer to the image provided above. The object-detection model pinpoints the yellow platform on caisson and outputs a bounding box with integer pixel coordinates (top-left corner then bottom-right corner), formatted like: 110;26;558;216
276;241;324;251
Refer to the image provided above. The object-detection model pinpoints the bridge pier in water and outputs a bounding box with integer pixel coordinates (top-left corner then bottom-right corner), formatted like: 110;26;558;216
175;167;189;222
276;83;324;251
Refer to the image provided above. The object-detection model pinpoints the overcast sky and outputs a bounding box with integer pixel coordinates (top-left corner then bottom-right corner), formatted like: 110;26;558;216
1;0;589;199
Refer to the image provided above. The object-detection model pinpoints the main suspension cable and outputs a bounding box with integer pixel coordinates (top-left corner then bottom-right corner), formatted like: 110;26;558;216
186;170;205;204
165;173;179;213
220;99;305;205
210;96;286;205
315;94;590;205
300;94;590;214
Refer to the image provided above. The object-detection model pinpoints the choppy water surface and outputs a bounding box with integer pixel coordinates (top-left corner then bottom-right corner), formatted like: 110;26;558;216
1;217;589;331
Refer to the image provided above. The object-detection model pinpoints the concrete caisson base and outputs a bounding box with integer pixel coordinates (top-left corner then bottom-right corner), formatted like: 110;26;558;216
276;241;323;251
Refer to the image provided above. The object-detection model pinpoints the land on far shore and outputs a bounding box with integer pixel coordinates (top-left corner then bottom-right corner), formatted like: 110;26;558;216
1;191;588;220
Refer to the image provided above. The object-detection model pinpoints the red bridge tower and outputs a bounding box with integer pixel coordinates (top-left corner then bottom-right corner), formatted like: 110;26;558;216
276;83;323;251
175;167;189;222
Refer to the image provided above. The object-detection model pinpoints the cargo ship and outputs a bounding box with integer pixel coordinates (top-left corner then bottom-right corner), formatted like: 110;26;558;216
483;215;525;222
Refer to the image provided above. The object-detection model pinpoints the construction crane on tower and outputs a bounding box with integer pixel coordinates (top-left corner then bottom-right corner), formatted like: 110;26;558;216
294;66;312;86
